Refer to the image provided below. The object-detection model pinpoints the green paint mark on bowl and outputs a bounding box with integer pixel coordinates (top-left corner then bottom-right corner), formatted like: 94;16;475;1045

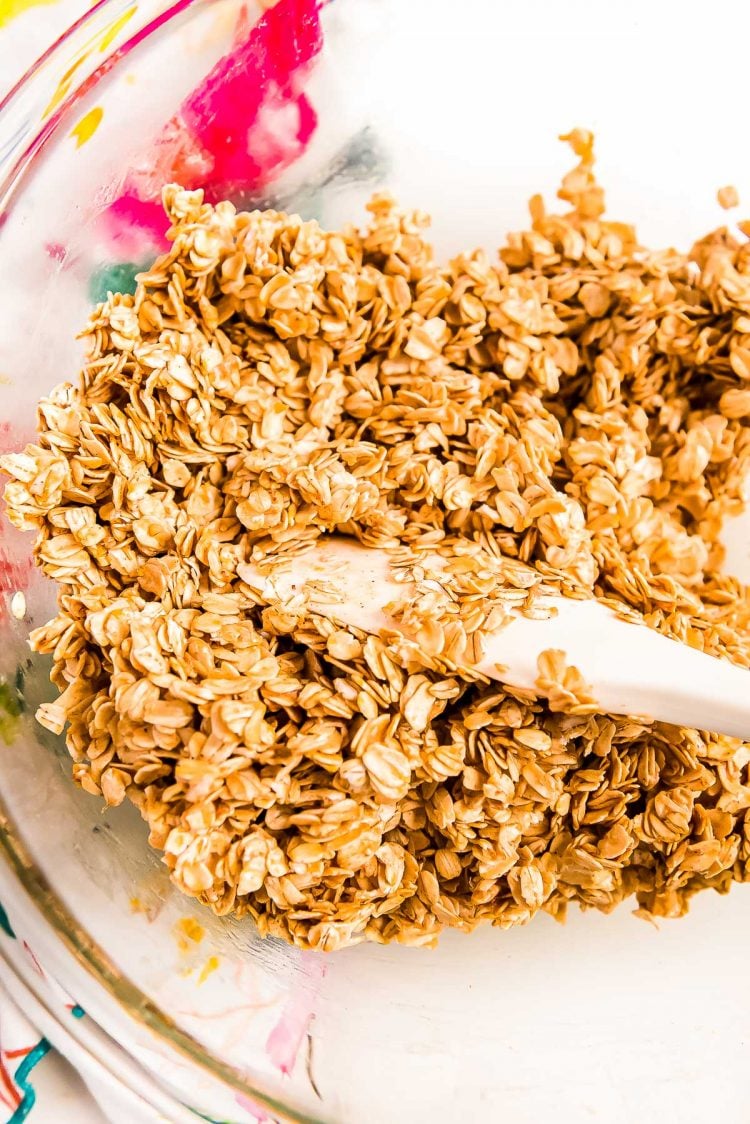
88;260;150;304
0;678;22;746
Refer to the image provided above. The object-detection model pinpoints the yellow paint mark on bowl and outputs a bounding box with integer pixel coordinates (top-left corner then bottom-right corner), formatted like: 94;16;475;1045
44;79;72;118
129;893;164;922
197;955;220;984
70;106;103;149
98;5;136;52
43;51;92;119
0;0;57;30
41;10;134;120
176;916;205;945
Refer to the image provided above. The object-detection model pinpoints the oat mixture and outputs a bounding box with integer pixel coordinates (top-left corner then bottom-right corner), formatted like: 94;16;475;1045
4;131;750;950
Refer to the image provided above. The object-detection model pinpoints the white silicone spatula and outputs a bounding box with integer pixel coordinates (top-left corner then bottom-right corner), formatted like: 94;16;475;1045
237;536;750;740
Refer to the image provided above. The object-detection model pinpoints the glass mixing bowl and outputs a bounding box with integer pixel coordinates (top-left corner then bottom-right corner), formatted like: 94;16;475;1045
2;2;750;1121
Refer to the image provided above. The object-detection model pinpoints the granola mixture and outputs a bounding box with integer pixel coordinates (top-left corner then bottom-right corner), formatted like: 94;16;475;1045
4;130;750;950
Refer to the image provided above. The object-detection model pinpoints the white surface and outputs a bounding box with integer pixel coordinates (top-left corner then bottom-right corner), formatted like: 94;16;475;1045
360;0;750;260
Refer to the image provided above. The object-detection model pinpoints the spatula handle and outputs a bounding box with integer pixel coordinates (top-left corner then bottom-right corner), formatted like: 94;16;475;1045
481;597;750;740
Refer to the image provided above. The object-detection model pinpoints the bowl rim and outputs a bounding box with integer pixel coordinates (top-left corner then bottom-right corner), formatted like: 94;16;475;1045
0;3;327;1120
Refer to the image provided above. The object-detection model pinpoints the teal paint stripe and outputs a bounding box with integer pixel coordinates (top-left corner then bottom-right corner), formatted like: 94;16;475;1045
0;902;16;939
8;1039;51;1124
